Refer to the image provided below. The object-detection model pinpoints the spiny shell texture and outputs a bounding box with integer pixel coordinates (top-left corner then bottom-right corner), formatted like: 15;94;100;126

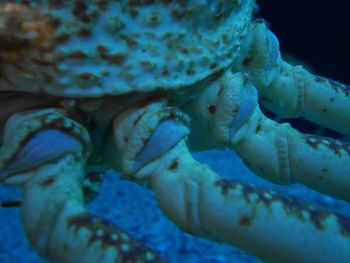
0;0;254;97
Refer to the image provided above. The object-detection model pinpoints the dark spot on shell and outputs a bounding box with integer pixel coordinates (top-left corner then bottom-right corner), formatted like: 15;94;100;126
32;58;55;66
260;94;273;103
55;33;70;43
96;0;108;10
68;51;87;59
40;176;56;187
97;45;107;53
79;73;97;80
255;19;266;24
165;109;177;120
168;160;178;170
232;106;240;114
308;209;329;230
140;61;150;66
63;243;69;252
51;18;62;29
120;35;138;48
41;72;54;83
181;48;188;54
81;14;96;24
315;76;327;83
133;113;144;127
208;105;216;114
239;216;251;226
210;62;217;69
72;1;87;14
255;124;262;133
242;57;251;66
186;69;195;75
329;79;350;96
217;85;224;97
129;9;139;17
50;0;64;8
101;53;126;65
171;8;187;20
19;0;31;6
214;179;239;197
78;28;92;37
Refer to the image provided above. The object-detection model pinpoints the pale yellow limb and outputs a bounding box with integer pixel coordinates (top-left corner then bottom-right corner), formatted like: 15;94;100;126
113;97;350;263
233;108;350;201
17;154;165;263
138;139;350;263
261;61;350;134
0;108;167;263
236;20;350;134
190;69;350;201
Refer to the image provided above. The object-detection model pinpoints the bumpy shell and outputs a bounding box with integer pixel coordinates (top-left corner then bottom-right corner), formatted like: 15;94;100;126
0;0;254;97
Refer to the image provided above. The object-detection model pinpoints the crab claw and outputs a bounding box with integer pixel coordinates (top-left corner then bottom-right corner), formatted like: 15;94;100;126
133;119;189;172
0;108;168;263
0;129;82;181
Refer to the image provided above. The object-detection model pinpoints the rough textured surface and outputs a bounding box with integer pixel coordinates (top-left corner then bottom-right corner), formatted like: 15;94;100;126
0;1;252;97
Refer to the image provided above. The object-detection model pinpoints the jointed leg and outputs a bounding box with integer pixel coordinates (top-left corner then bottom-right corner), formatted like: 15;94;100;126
112;98;350;263
234;20;350;134
190;70;350;201
0;108;167;263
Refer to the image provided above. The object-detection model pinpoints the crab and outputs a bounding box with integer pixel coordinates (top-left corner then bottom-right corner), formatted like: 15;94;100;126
0;1;350;263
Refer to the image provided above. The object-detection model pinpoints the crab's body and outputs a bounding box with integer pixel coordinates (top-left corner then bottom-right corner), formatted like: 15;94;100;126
1;1;350;263
0;1;252;97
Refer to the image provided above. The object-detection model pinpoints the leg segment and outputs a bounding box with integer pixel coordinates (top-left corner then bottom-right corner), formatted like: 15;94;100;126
112;99;350;263
234;20;350;134
0;108;167;263
261;61;350;134
191;70;350;201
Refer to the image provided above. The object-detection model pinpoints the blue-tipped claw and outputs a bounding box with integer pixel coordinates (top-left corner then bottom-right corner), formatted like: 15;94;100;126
133;120;189;172
1;129;82;179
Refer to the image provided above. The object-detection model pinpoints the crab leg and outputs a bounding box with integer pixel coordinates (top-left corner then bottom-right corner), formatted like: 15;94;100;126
261;60;350;134
0;108;167;263
235;21;350;134
191;69;350;201
232;109;350;201
112;101;350;263
151;141;350;263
